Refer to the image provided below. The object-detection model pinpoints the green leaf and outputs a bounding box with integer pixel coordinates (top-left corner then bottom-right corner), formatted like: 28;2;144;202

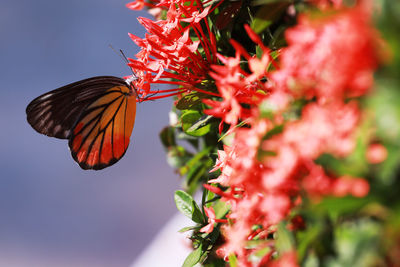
185;160;213;195
250;2;291;33
275;223;295;253
181;110;212;137
178;226;200;233
176;92;205;110
313;196;372;219
166;146;192;169
213;199;231;220
251;17;272;34
328;219;382;267
228;254;238;267
159;126;176;148
174;190;204;223
182;245;203;267
186;115;213;136
250;245;272;262
315;151;368;178
255;44;263;59
262;124;283;140
297;221;323;262
218;119;250;142
267;50;280;71
180;147;212;176
303;252;319;267
366;79;400;184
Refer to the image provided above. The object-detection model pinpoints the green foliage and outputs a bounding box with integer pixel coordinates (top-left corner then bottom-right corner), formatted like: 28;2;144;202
326;219;383;267
276;223;295;253
175;190;205;224
181;111;213;137
176;92;209;111
251;2;292;34
183;244;204;267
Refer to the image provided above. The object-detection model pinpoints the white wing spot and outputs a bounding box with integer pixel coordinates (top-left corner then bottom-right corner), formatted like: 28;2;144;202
39;94;54;101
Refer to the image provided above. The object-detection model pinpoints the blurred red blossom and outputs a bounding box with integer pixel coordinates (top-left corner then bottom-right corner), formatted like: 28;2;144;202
366;143;388;164
332;175;370;198
270;2;380;104
205;2;380;265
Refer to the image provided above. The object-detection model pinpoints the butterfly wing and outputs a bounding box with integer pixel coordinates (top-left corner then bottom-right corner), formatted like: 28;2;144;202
26;76;128;139
26;76;137;170
68;84;136;170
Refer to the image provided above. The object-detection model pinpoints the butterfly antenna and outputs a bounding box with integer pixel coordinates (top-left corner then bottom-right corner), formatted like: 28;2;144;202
119;49;129;64
109;45;129;64
119;49;138;80
109;45;140;95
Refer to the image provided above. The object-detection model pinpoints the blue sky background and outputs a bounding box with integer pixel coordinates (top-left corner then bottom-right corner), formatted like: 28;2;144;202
0;0;182;266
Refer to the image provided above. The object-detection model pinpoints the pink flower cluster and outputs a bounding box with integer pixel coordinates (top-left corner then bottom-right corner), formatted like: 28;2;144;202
204;3;381;266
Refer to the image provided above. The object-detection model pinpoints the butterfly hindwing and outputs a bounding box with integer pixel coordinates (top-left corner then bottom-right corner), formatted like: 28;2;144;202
68;85;136;170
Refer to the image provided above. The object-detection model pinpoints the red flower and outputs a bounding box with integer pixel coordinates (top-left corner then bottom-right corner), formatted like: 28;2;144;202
282;101;360;159
204;25;275;132
206;4;379;264
332;176;370;198
303;161;370;199
271;3;381;104
208;146;235;186
366;143;388;164
126;0;148;10
200;206;227;234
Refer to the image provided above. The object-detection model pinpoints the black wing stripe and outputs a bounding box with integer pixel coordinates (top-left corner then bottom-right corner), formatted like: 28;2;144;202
123;95;128;151
73;93;124;137
73;93;126;165
98;129;106;165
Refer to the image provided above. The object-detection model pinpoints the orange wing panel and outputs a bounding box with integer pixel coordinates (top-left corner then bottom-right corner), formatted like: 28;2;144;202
69;86;136;169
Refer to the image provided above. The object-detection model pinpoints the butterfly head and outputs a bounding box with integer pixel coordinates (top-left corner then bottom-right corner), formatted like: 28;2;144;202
125;74;140;98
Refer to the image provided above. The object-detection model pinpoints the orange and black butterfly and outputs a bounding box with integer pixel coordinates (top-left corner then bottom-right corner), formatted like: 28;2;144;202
26;76;137;170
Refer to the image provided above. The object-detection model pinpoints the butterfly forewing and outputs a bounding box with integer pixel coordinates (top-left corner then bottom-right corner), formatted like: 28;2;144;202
69;85;136;170
26;76;128;139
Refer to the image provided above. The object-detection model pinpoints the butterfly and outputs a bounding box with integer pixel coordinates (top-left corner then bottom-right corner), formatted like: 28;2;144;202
26;76;137;170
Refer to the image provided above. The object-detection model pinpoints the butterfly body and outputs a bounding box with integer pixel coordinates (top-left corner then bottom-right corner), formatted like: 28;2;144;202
26;76;137;170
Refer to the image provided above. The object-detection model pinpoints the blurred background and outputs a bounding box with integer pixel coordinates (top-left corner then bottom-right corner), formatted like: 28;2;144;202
0;0;184;266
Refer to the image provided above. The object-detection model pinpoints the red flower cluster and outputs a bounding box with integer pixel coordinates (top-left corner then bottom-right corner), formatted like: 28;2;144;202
126;0;385;265
126;0;219;100
205;2;381;266
204;25;275;133
271;3;379;103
